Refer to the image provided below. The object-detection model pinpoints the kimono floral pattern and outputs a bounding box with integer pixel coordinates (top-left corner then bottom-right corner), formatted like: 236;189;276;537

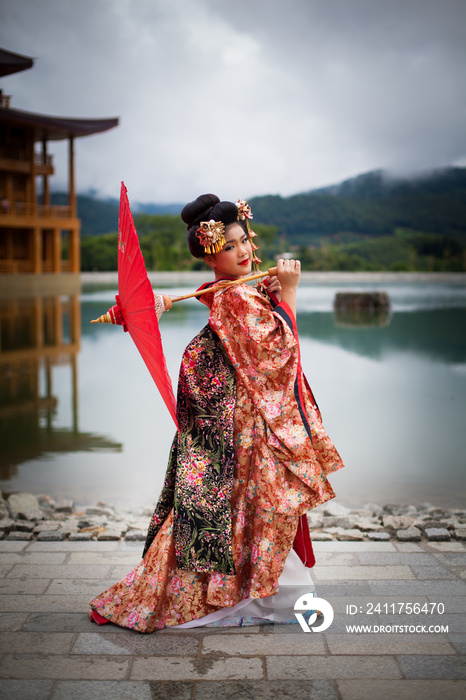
89;282;344;632
143;324;237;574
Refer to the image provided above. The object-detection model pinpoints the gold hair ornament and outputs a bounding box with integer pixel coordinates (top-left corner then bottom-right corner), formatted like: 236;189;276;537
196;220;226;254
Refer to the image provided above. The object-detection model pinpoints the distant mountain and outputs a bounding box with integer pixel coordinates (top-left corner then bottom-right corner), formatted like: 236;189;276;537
50;193;183;236
249;167;466;244
54;166;466;241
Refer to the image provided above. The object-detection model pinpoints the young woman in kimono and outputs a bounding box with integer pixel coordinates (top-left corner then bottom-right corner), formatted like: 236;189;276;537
89;194;344;632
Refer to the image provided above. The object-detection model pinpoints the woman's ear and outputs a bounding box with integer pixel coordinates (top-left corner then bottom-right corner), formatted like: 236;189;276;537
204;254;216;270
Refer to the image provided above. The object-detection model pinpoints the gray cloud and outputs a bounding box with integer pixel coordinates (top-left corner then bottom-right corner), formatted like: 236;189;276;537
1;0;465;203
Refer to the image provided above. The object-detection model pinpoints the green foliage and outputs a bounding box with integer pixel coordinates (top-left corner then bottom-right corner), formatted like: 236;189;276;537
79;168;466;272
81;232;118;271
296;231;466;272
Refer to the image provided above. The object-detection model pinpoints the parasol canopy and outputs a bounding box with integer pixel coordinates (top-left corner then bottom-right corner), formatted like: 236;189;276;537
109;182;178;426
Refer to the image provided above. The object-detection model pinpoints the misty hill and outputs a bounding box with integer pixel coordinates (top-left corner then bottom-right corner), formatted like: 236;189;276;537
59;166;466;241
249;167;466;244
50;193;183;236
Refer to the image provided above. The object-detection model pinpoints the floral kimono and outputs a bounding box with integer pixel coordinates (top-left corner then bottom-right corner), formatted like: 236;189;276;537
89;283;344;632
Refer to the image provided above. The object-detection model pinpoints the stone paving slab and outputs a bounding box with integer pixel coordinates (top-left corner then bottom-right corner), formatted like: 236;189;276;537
0;594;92;613
45;579;119;597
397;654;466;679
0;612;29;631
0;552;68;565
356;552;439;566
194;679;337;700
313;565;414;580
203;631;326;656
266;654;402;679
449;634;466;654
0;578;51;595
0;680;53;700
23;541;121;552
0;655;130;680
6;564;114;579
410;563;457;579
337;679;466;700
425;543;466;552
71;631;199;656
313;541;397;552
21;613;98;633
368;579;466;596
66;551;141;565
325;633;455;655
427;595;466;614
51;680;192;700
130;655;264;681
0;541;29;552
0;539;464;698
0;631;76;655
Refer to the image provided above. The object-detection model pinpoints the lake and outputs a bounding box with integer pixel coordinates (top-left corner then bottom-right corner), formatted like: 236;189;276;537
1;273;465;511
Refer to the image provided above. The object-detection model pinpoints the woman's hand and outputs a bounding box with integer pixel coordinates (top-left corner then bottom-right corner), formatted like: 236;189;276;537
266;274;282;302
276;258;301;316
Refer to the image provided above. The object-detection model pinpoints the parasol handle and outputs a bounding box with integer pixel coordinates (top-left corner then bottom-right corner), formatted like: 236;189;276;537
91;312;112;324
169;266;278;303
90;266;278;323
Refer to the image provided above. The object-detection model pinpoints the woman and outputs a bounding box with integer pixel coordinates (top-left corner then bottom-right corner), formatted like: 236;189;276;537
89;194;344;632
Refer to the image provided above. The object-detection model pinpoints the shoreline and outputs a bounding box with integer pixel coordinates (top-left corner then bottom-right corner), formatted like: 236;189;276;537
1;491;465;545
80;270;466;287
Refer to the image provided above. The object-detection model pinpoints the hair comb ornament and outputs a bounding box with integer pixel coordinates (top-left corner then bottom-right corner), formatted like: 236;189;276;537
236;198;261;271
236;198;252;221
196;219;226;254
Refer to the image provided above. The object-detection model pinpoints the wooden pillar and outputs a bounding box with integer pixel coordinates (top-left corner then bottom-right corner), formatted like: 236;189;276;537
5;173;13;205
54;297;63;346
34;297;43;349
5;230;13;272
45;357;53;430
42;138;50;208
71;352;78;433
32;227;42;274
68;136;76;218
53;228;61;273
69;224;80;273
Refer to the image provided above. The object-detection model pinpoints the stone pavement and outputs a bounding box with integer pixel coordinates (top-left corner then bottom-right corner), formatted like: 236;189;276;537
0;539;465;700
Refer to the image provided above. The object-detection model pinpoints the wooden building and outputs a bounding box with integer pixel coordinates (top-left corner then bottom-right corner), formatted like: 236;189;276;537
0;48;118;286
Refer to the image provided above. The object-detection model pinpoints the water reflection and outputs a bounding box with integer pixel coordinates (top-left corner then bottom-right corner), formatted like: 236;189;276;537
0;293;121;482
298;308;466;363
0;279;465;510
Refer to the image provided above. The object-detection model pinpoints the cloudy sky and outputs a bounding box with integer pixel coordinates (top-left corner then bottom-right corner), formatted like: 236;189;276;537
1;0;465;204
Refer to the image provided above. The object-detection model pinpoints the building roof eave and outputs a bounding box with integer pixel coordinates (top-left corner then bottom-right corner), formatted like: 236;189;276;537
0;106;119;140
0;48;34;77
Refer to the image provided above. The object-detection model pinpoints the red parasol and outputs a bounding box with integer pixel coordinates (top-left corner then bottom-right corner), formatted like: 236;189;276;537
103;182;178;427
92;184;280;426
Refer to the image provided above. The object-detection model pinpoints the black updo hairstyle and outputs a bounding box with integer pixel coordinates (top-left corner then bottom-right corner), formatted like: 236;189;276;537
181;194;248;259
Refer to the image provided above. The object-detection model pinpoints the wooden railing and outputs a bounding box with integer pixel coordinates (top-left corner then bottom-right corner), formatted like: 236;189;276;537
0;147;53;167
35;153;53;167
0;202;72;218
0;145;28;161
0;259;72;274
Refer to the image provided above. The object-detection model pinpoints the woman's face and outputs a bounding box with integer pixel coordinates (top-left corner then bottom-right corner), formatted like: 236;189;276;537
205;223;252;279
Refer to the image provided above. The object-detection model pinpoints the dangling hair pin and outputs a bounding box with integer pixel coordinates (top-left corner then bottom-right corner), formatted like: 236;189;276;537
236;198;262;269
196;220;226;254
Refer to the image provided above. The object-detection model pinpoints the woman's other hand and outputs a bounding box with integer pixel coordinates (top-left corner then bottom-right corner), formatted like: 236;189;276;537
276;259;301;316
266;274;282;302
